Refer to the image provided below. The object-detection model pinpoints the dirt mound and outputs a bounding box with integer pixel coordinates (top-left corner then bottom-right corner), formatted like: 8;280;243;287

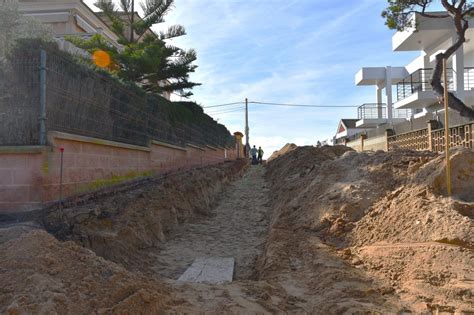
414;148;474;201
264;146;474;312
351;148;473;247
0;230;175;314
42;160;247;272
267;147;437;245
1;147;472;313
267;143;297;161
353;243;473;312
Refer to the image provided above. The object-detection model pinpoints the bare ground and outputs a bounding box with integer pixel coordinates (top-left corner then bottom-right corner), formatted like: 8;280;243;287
1;147;473;314
151;165;271;280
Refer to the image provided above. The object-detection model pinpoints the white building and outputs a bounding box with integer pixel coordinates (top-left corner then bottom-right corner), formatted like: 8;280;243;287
355;12;474;127
17;0;172;101
18;0;122;51
334;119;373;144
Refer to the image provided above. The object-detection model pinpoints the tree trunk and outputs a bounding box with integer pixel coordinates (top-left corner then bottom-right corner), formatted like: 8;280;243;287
430;3;474;120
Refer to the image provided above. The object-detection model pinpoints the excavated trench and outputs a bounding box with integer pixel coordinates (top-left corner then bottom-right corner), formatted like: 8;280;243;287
39;160;272;281
1;146;473;313
151;165;271;280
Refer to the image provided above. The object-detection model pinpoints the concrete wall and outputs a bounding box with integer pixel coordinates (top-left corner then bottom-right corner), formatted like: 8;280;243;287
0;146;46;212
346;135;387;152
346;139;363;152
0;131;237;213
362;135;387;151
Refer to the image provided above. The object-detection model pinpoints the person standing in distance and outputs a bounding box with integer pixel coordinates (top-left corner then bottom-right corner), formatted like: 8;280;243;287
250;145;258;165
257;146;264;164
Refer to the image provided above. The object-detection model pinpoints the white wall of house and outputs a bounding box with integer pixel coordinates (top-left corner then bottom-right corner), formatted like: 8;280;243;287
18;0;122;49
391;12;474;116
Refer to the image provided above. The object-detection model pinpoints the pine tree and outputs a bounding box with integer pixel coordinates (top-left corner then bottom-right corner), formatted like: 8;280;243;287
69;0;200;97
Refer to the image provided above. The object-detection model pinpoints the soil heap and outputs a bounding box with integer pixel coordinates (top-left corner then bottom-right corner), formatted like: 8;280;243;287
264;145;473;313
267;143;297;161
0;230;175;314
0;146;472;313
42;160;247;272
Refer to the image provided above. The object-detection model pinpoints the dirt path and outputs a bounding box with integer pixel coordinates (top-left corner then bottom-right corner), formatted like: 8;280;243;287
152;165;271;281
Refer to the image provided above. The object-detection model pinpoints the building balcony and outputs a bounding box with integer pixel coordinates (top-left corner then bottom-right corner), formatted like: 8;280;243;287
392;12;455;51
54;33;122;50
355;67;407;86
394;67;474;109
356;103;411;128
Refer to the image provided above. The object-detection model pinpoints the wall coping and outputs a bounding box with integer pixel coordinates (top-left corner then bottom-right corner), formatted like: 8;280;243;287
205;145;218;151
186;143;205;151
48;131;151;152
151;140;187;151
0;145;48;154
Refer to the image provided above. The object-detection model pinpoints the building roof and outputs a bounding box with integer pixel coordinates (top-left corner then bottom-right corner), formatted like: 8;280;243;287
340;119;359;129
18;0;122;49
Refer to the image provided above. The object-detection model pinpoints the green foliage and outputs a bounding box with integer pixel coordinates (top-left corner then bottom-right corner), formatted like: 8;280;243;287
13;39;146;97
381;0;431;30
0;1;52;61
382;1;473;31
70;0;199;97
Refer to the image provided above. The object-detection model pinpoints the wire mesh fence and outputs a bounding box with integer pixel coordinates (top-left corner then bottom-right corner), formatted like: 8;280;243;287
0;56;41;145
0;47;234;148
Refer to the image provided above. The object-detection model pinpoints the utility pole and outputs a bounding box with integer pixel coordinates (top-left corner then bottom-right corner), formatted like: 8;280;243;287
39;49;47;145
130;0;135;43
443;58;452;196
245;98;249;154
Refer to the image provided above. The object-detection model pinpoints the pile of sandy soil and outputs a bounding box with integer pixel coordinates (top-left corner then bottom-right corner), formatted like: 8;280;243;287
1;146;472;313
0;160;265;314
42;160;247;272
0;230;176;314
267;143;297;161
264;145;473;312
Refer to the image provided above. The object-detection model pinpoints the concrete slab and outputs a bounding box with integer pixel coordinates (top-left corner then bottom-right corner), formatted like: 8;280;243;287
178;257;234;284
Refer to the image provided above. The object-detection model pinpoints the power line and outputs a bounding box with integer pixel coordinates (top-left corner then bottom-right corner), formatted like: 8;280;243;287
249;101;358;108
205;104;245;113
207;107;245;115
211;111;245;115
202;100;358;108
202;102;244;108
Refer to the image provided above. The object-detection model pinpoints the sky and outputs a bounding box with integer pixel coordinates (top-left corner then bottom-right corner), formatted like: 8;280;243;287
85;0;420;156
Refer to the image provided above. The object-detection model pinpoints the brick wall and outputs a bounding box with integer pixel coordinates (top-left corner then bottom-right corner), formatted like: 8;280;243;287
0;131;239;213
0;147;45;212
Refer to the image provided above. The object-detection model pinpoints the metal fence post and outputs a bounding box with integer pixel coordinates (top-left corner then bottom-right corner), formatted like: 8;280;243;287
39;49;47;145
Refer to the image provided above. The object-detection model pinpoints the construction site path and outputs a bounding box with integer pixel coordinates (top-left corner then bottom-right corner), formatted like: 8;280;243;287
152;165;271;281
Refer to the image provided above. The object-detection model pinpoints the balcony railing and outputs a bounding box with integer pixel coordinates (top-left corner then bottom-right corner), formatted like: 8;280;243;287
357;103;412;120
397;67;474;102
54;33;122;50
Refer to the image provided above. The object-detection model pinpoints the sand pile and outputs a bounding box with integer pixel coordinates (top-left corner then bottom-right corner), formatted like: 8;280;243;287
42;160;247;272
348;149;473;247
267;147;437;245
0;230;175;314
1;146;472;313
267;143;297;161
264;146;474;312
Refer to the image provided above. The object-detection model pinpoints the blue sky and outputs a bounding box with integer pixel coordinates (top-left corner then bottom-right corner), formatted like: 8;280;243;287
86;0;420;156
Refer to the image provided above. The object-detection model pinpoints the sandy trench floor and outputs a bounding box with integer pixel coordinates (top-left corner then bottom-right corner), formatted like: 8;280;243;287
152;165;271;281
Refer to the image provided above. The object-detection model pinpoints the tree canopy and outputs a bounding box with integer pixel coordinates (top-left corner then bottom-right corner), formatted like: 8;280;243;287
0;1;51;62
69;0;200;98
382;0;474;119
